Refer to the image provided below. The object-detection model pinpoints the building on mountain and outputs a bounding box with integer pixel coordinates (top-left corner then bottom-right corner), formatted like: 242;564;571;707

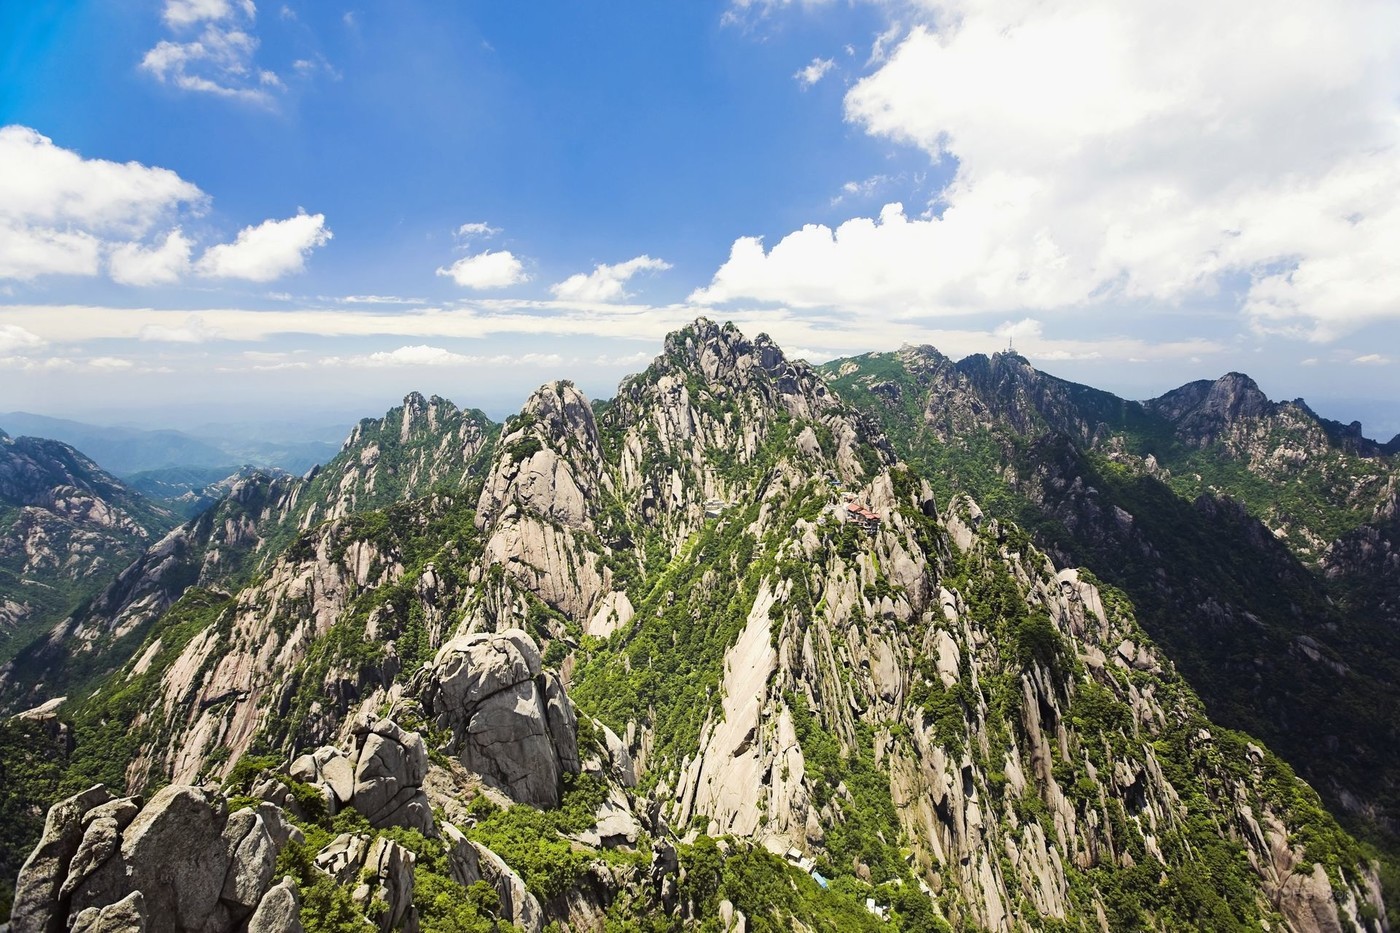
845;500;881;530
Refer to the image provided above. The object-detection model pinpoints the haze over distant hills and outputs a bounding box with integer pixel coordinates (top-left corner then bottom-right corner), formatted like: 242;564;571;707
0;411;349;478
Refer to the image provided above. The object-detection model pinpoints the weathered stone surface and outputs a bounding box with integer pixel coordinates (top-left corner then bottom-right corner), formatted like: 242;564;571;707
421;629;579;808
351;718;434;834
68;891;146;933
246;877;302;933
11;785;297;933
10;784;112;933
219;809;278;912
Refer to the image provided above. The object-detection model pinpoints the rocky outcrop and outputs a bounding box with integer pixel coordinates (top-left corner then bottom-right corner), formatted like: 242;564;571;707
10;785;300;933
350;718;434;834
443;823;543;933
419;629;579;808
314;833;419;932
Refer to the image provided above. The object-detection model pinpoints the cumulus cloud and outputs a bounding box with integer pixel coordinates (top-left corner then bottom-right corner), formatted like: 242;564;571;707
795;57;835;87
551;256;672;302
0;126;203;280
196;213;332;281
162;0;255;27
110;230;193;285
437;250;529;290
0;126;326;285
142;0;277;103
698;0;1400;341
1353;353;1391;365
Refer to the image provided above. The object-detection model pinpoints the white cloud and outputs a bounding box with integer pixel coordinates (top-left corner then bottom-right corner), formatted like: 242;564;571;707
698;0;1400;341
832;173;892;205
437;250;529;290
142;1;277;103
795;57;835;87
0;126;204;280
109;230;193;286
88;357;134;371
196;212;332;281
162;0;254;27
317;345;564;369
326;345;476;368
139;314;218;343
1353;353;1391;365
456;222;500;239
0;324;44;355
550;255;671;302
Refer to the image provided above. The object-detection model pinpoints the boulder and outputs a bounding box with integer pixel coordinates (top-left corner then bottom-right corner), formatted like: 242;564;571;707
10;783;112;933
351;718;434;835
421;630;580;808
9;785;298;933
68;892;146;933
246;877;302;933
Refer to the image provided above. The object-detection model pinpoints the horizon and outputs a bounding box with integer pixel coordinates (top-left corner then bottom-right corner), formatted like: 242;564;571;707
3;1;1398;438
6;320;1399;445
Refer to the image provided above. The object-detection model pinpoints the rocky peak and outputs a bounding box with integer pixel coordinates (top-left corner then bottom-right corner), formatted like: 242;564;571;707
649;317;834;420
476;381;607;532
1147;372;1274;444
518;381;602;457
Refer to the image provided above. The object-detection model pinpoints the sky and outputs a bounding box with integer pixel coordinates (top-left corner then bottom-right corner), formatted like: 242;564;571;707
2;0;1399;438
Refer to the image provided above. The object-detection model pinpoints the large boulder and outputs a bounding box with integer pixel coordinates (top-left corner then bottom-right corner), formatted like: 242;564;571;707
350;718;435;835
420;629;579;808
9;785;300;933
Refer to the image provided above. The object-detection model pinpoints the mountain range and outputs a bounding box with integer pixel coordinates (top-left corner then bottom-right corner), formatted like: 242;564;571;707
1;318;1396;932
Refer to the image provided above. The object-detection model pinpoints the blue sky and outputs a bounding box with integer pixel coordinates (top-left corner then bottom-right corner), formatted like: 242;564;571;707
2;0;1399;437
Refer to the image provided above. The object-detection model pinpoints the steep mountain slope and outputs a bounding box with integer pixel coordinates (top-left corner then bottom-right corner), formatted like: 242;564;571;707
2;320;1394;931
0;393;498;715
824;347;1400;850
0;431;175;664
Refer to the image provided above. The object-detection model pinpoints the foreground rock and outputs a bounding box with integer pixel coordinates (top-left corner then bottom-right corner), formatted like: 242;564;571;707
10;784;302;933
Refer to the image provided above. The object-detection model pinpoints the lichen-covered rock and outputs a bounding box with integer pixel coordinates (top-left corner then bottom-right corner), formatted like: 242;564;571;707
421;629;579;808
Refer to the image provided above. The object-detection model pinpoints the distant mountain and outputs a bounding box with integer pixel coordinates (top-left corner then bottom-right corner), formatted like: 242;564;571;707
0;412;345;477
1;320;1392;932
0;430;176;664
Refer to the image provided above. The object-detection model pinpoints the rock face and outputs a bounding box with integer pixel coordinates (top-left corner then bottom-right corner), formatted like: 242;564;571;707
10;785;299;933
314;833;419;933
420;628;579;808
